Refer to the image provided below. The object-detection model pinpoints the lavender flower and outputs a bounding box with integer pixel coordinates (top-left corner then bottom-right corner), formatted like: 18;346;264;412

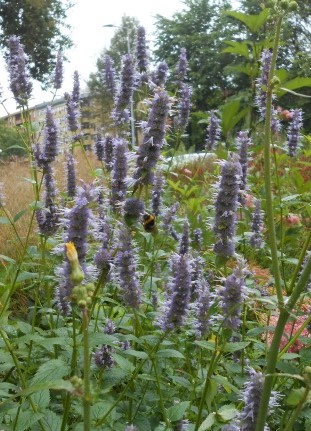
54;285;71;316
102;55;116;96
179;220;190;255
36;164;59;236
161;202;180;240
72;70;80;104
66;152;77;198
152;171;164;216
136;26;148;73
66;189;91;265
64;92;80;134
220;259;247;331
239;369;271;431
250;199;264;249
255;49;272;119
124;426;138;431
221;425;239;431
112;54;135;125
7;35;32;105
94;345;115;369
287;108;303;157
42;106;59;163
213;153;242;258
111;137;128;209
104;319;116;334
133;89;170;186
205;110;221;151
116;226;142;308
103;134;114;171
176;84;192;132
53;50;63;90
237;130;251;204
152;62;169;87
194;279;210;338
95;133;104;161
271;107;281;134
176;47;188;84
193;228;203;250
161;253;192;331
123;198;145;218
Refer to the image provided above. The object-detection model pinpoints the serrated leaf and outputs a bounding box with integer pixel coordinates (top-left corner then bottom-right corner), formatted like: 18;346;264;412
113;353;135;372
166;401;190;422
195;340;216;351
16;271;39;283
32;389;50;409
31;359;70;384
198;412;216;431
15;411;45;431
41;410;63;431
156;349;185;359
91;401;114;420
224;9;270;33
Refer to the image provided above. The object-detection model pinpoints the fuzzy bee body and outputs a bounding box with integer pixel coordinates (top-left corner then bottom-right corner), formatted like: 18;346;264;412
143;214;156;233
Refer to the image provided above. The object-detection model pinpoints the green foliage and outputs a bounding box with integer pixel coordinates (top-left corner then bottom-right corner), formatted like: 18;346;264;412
0;0;72;83
0;120;26;158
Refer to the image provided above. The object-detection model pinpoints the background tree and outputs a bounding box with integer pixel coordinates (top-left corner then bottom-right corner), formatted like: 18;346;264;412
0;0;73;84
0;120;26;158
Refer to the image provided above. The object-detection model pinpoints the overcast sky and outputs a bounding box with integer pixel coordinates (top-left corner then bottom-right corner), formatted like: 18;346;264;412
0;0;185;116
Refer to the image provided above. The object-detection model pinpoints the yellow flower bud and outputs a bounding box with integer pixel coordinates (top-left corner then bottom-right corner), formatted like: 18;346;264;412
65;241;79;264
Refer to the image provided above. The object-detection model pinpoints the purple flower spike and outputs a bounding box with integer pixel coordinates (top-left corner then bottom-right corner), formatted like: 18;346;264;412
176;47;188;84
179;220;190;255
103;134;114;171
102;55;116;96
176;84;192;132
94;345;115;369
250;199;264;249
111;137;128;209
42;106;59;163
161;253;192;331
123;198;145;218
206;110;221;151
220;259;248;331
152;62;169;87
287;108;303;157
133;89;170;186
36;164;59;236
72;70;80;104
116;226;142;308
66;152;77;198
136;26;148;73
152;171;164;216
7;35;33;105
64;92;80;134
194;279;210;338
95;133;105;161
112;54;135;125
213;153;242;257
255;49;272;119
53;50;63;90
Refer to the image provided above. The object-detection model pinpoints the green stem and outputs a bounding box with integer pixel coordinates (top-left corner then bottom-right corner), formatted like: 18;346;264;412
283;386;310;431
151;356;171;428
82;307;91;431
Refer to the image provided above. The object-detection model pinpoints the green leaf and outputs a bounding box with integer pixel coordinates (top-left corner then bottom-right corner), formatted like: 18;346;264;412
41;410;63;431
113;353;135;372
195;340;215;351
286;388;306;406
212;375;240;394
166;401;190;422
278;77;311;97
0;254;16;264
223;341;250;352
15;411;45;431
31;359;70;384
32;389;50;409
13;209;27;222
198;412;216;431
123;349;148;360
16;271;39;283
0;216;10;224
225;9;270;33
217;404;238;421
156;349;185;359
222;40;250;58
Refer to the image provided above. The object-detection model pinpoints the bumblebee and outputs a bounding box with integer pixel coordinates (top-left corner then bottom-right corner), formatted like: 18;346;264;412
143;214;156;233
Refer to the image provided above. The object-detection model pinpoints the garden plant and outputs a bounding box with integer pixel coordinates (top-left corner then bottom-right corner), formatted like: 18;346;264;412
0;1;311;430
